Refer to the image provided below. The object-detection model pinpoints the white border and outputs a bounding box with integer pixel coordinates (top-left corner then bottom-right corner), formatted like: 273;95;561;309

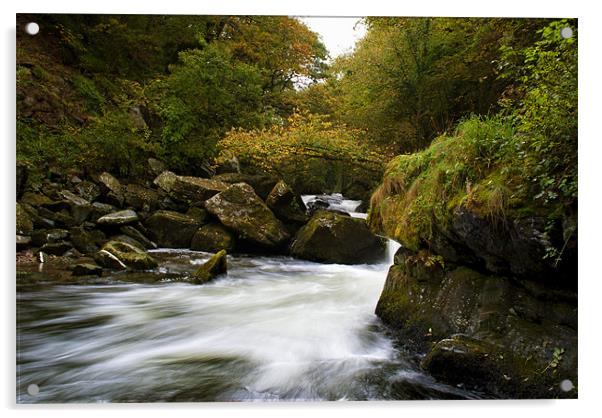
3;1;601;417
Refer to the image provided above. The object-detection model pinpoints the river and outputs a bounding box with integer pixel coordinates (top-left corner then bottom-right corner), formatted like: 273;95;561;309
16;196;481;402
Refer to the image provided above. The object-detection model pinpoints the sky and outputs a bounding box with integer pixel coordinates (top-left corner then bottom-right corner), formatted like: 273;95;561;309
298;17;367;60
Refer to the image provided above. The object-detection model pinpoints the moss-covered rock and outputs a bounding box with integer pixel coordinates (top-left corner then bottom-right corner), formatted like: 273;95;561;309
290;211;386;264
266;180;308;224
205;183;290;250
153;170;228;204
212;173;279;200
144;210;201;248
69;226;106;254
190;224;234;252
375;246;578;398
31;228;69;246
16;203;34;235
123;184;159;212
192;250;227;284
120;225;156;249
39;241;73;256
74;180;101;202
97;172;124;207
95;240;158;270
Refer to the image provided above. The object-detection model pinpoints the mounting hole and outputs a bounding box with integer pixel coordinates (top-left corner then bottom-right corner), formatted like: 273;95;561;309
560;379;574;392
25;22;39;36
27;383;40;396
560;26;573;39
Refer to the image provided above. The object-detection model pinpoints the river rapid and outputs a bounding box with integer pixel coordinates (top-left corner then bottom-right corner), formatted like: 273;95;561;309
17;196;482;402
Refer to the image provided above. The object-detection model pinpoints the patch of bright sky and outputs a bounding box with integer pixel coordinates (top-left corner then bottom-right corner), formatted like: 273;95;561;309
298;17;367;60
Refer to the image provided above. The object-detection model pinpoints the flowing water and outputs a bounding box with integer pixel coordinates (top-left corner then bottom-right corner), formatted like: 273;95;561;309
16;197;481;402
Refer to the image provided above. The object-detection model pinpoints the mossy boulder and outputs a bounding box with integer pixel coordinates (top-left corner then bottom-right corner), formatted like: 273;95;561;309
212;173;279;200
266;180;308;224
96;209;139;226
39;241;73;256
290;211;386;264
204;183;290;250
190;224;235;253
144;210;201;248
16;203;34;235
153;171;228;204
74;180;101;202
123;184;159;212
95;240;158;270
31;228;69;246
375;246;578;398
120;225;156;249
97;172;124;207
192;250;227;284
69;226;106;254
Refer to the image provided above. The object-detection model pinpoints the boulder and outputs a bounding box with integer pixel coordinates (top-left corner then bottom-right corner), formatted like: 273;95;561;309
75;180;101;202
192;250;227;284
58;189;93;224
39;241;72;256
16;203;34;235
89;202;116;222
290;211;386;264
153;171;228;204
97;172;124;207
212;173;279;200
120;225;156;249
31;228;69;246
144;210;201;248
185;206;208;224
71;263;103;277
20;191;54;207
147;158;166;177
95;240;158;270
96;209;139;226
266;181;308;224
70;226;106;255
375;246;578;398
204;183;290;249
190;224;235;253
16;235;31;250
123;184;159;212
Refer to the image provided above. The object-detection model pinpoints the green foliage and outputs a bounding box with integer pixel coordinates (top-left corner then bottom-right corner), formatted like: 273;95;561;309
72;74;105;114
218;112;388;193
148;43;266;173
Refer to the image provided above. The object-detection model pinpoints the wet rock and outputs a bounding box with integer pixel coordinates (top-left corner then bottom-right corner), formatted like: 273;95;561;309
205;183;290;250
110;234;146;251
96;209;139;226
39;241;72;256
16;203;34;235
192;250;227;284
144;210;201;248
59;189;89;206
190;224;235;253
95;240;158;270
153;171;228;204
266;181;308;224
212;173;279;200
71;263;103;277
290;211;386;264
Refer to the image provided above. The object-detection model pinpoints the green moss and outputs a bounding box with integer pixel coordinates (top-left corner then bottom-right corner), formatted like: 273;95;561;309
193;250;228;284
369;115;569;250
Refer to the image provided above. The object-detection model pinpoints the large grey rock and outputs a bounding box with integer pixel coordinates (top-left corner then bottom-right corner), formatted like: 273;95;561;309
290;211;386;264
96;209;139;226
212;173;279;200
204;183;289;249
97;172;124;207
153;171;228;204
266;180;308;224
144;210;201;248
